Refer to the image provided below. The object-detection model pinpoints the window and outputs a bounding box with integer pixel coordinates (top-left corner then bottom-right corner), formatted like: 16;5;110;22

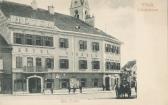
36;58;42;67
93;79;98;87
106;62;111;70
59;59;69;69
117;63;120;70
79;40;87;50
111;45;115;53
110;62;115;70
79;60;87;69
45;58;54;69
61;79;69;88
14;33;24;44
27;57;33;67
16;57;23;68
46;79;54;89
105;44;111;52
80;78;87;87
59;38;69;48
14;79;25;91
116;47;120;54
35;36;42;46
92;42;99;51
44;36;53;47
92;61;100;69
25;35;33;45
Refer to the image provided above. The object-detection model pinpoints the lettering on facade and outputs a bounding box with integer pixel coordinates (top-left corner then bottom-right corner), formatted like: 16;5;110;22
10;15;55;28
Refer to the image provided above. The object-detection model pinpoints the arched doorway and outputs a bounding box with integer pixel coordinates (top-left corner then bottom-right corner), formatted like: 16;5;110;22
27;75;43;93
29;78;41;93
105;77;110;91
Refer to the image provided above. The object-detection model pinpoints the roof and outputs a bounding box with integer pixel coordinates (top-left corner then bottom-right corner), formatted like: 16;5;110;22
0;34;11;48
122;60;136;70
0;1;119;41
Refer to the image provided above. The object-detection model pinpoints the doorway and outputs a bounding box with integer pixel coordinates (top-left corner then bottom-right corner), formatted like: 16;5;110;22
29;78;41;93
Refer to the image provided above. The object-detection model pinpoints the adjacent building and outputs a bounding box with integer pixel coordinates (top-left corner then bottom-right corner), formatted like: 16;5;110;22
0;0;121;94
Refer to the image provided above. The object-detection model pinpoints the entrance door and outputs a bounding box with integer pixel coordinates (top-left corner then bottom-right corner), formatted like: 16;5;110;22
105;77;110;91
29;78;41;93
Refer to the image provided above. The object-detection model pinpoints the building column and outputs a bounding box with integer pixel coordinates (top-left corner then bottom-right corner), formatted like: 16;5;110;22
26;78;29;93
41;77;43;93
109;75;112;90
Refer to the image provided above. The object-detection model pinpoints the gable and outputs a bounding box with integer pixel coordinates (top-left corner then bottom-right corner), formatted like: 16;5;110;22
0;9;6;22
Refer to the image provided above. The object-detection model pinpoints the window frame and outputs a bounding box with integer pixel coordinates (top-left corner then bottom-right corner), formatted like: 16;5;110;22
45;58;54;69
92;42;99;51
14;33;24;44
16;56;23;68
59;38;69;48
92;60;100;70
79;40;87;50
59;59;69;69
79;60;87;70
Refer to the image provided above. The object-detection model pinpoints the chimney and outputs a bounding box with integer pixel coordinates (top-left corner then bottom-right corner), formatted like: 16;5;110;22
31;0;37;10
48;5;55;15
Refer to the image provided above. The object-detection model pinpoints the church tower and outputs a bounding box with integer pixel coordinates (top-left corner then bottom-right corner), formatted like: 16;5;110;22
70;0;95;27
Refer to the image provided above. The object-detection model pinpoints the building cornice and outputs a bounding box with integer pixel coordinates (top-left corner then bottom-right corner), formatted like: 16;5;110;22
8;22;122;45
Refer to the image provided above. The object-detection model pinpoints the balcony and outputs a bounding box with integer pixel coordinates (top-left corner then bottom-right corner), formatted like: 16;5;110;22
23;66;51;73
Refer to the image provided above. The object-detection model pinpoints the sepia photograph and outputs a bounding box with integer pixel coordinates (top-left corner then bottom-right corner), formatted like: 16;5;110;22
0;0;167;105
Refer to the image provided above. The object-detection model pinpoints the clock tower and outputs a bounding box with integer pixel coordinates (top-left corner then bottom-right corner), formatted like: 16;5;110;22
70;0;95;27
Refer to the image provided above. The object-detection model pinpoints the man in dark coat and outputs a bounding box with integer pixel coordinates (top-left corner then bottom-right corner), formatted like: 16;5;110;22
79;85;82;93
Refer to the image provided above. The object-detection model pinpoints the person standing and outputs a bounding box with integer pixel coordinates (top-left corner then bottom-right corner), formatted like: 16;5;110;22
115;84;119;98
102;84;105;91
79;85;82;93
73;85;76;94
68;86;71;94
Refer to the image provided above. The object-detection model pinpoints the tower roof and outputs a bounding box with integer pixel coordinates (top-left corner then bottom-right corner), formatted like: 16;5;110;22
70;0;89;9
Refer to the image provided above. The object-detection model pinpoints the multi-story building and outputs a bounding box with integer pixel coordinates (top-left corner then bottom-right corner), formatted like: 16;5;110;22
0;0;121;94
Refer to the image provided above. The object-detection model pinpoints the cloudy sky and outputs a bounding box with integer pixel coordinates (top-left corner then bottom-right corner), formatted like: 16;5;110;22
7;0;136;66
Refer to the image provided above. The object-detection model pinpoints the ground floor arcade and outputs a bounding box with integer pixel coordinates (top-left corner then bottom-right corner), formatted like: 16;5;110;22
11;73;120;94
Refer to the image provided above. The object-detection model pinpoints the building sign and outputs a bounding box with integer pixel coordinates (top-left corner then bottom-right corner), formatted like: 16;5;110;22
10;15;54;28
0;59;3;70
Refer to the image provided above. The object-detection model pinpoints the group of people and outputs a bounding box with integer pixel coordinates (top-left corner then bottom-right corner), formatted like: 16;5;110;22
68;85;83;94
115;82;132;98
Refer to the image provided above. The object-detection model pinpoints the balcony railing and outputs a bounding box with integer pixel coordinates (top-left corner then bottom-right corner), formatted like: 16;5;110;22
23;66;50;73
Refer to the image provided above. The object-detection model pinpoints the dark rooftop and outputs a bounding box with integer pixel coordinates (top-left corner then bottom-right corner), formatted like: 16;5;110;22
0;34;10;48
0;1;119;40
122;60;136;70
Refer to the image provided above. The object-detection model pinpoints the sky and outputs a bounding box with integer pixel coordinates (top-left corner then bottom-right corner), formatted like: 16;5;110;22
6;0;136;66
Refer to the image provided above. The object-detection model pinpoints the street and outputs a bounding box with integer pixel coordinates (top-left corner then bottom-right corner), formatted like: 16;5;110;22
0;89;137;105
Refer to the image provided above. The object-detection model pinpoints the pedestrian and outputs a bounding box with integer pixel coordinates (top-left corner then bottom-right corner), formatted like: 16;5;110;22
50;87;53;94
73;85;76;94
115;84;119;98
102;84;105;91
79;85;82;93
68;86;71;94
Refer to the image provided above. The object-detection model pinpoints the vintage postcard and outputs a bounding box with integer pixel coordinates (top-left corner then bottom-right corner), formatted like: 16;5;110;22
0;0;167;105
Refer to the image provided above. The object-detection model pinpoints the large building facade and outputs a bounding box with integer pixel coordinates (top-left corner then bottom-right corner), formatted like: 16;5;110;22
0;0;121;94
